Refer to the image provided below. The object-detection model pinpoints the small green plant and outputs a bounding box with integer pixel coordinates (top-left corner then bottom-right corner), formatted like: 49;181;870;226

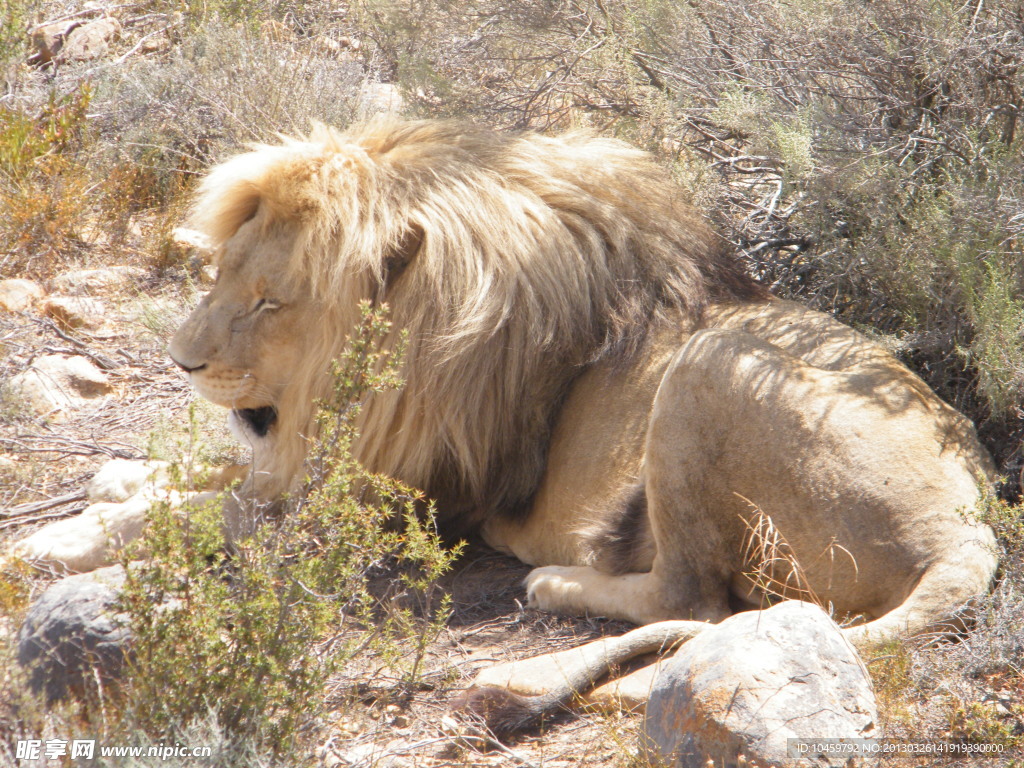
948;700;1023;748
112;302;460;755
866;639;917;730
0;0;29;63
0;380;32;425
0;558;32;618
973;489;1024;566
0;83;93;181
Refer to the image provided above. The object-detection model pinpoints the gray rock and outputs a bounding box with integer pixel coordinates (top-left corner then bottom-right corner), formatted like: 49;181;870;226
0;278;44;312
17;566;129;702
43;295;106;331
50;265;144;295
10;354;112;420
643;601;879;768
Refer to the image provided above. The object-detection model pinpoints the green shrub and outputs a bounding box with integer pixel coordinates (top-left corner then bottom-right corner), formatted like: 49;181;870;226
0;0;30;65
112;303;459;755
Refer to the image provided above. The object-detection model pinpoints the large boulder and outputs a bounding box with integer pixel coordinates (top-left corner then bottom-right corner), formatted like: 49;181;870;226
17;566;129;702
643;601;879;768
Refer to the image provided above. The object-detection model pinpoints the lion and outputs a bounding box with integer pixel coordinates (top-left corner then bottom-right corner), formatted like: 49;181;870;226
13;117;998;731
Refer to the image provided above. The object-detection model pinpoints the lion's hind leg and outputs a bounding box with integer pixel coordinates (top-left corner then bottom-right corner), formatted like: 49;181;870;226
525;330;768;626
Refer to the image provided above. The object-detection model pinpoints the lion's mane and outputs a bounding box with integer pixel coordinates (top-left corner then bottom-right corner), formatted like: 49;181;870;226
190;118;763;529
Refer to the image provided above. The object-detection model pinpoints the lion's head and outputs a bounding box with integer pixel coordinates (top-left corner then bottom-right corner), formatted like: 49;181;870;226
169;118;763;530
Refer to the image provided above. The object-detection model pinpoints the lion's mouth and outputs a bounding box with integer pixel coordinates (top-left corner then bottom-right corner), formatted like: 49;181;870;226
233;406;278;437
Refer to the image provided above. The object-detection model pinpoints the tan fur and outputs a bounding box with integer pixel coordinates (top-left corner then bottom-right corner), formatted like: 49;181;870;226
519;300;997;648
169;117;996;658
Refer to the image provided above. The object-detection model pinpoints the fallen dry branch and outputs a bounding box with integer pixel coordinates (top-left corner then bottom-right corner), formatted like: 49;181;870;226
2;490;87;518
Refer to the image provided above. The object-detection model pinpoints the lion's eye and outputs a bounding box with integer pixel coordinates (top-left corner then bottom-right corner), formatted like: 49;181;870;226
253;298;282;314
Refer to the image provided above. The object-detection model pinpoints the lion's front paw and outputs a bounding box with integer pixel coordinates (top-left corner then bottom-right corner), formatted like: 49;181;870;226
11;496;151;574
525;565;590;615
10;459;169;574
526;566;662;624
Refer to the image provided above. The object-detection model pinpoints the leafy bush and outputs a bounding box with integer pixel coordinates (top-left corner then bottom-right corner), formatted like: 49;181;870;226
110;303;459;756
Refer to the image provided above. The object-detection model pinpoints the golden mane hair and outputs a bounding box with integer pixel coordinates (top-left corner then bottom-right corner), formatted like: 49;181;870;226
190;118;764;528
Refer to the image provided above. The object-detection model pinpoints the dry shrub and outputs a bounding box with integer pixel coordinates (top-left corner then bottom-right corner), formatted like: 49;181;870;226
0;83;95;277
739;500;821;608
88;19;363;194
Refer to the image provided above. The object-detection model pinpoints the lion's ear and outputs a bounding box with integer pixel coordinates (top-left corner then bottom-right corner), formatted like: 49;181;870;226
382;223;424;291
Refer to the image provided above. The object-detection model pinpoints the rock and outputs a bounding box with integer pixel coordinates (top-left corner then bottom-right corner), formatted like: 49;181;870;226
9;354;112;419
17;565;129;702
29;20;79;64
359;82;404;116
172;227;212;253
44;295;106;330
0;278;44;312
56;17;121;63
139;32;170;54
169;227;214;268
51;265;144;295
643;601;879;768
582;657;663;713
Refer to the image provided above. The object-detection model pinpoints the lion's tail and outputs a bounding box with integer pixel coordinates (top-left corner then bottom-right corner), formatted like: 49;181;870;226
450;620;705;736
840;526;998;649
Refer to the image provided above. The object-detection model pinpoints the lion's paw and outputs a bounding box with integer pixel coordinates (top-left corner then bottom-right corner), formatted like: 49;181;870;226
11;496;151;574
525;565;591;615
527;566;660;624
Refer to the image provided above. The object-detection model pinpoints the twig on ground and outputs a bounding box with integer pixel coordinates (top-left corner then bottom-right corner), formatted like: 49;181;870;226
3;490;87;517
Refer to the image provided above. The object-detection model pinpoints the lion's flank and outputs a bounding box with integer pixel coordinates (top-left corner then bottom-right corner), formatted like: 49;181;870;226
190;118;764;529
